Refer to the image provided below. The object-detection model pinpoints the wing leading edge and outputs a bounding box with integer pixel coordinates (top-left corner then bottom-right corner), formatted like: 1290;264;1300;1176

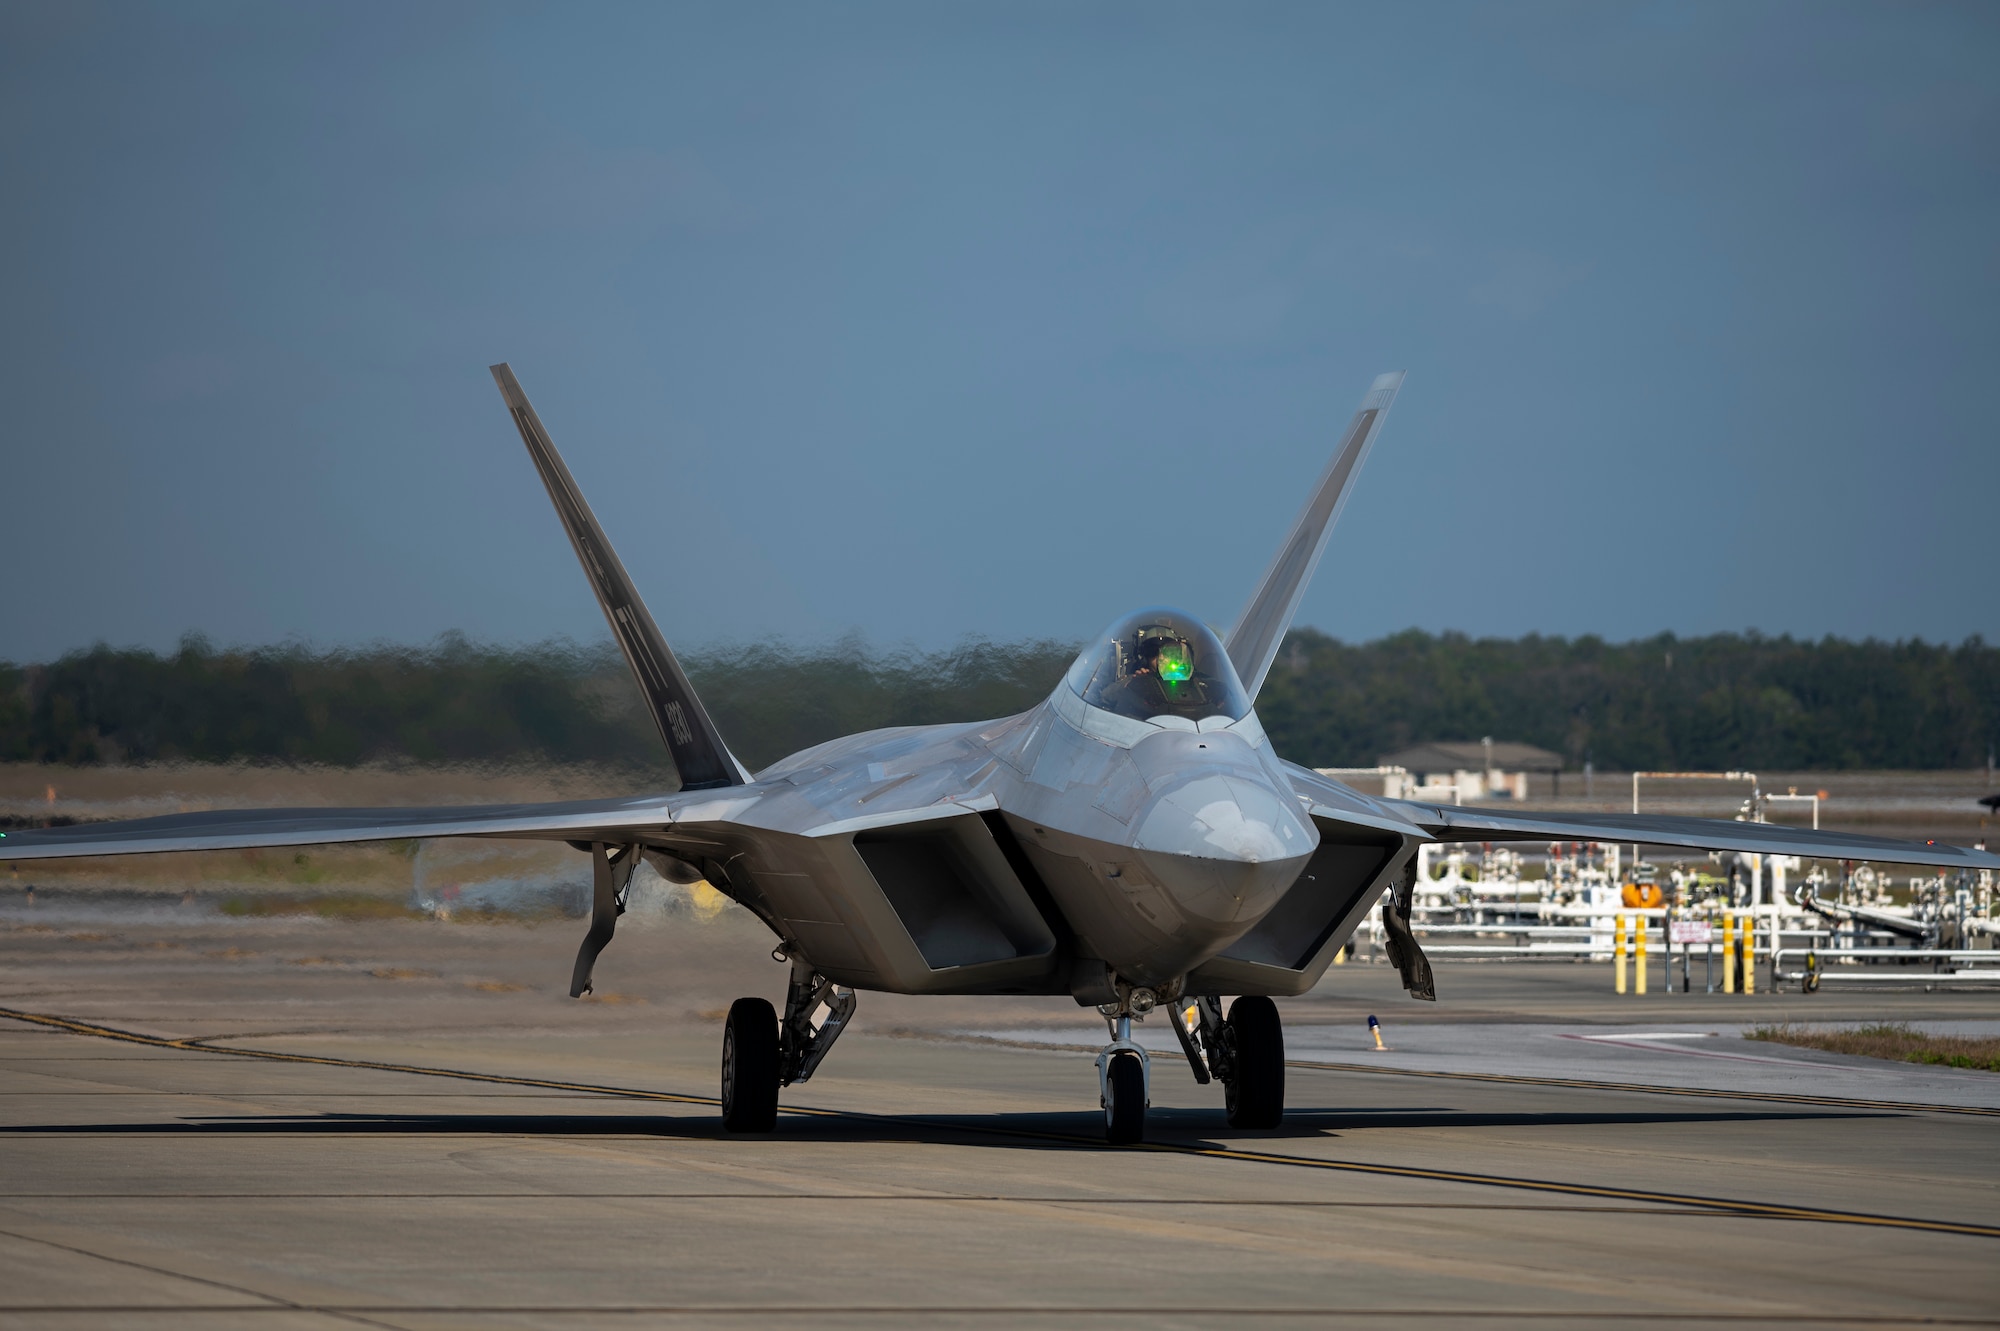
0;796;688;861
1380;798;2000;870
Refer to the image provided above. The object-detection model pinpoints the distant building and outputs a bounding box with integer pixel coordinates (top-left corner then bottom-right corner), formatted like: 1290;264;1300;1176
1375;739;1563;802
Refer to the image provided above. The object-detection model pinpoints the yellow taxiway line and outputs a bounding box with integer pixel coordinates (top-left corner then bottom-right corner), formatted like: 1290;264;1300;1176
3;1005;1994;1241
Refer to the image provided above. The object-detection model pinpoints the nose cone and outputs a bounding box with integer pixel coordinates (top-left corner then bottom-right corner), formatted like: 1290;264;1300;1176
1132;774;1317;926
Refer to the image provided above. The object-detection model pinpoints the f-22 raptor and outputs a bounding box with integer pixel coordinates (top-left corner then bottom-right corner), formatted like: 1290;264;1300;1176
12;367;1995;1142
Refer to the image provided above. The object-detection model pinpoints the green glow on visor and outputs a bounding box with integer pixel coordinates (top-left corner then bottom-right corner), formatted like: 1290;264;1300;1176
1157;641;1193;682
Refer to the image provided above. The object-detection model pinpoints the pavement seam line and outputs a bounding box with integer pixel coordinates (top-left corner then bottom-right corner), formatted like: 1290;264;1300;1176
0;1226;418;1328
0;1307;1993;1323
1288;1058;2000;1118
3;1005;1995;1241
0;1223;290;1309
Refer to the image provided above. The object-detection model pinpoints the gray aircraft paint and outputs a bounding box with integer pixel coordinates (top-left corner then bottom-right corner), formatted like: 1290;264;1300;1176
8;369;1997;1007
1227;371;1402;700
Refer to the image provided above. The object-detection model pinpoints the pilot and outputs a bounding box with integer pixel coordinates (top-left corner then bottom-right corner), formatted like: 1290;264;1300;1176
1106;631;1202;717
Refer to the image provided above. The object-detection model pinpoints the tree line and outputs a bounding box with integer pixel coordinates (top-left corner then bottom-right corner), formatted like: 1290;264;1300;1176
0;629;1992;777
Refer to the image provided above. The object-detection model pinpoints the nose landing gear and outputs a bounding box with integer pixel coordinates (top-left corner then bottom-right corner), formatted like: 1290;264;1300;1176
1096;1009;1151;1145
1092;985;1289;1142
1103;1046;1148;1143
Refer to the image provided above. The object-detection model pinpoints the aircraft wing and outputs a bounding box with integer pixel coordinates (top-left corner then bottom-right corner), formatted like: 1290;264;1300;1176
0;794;697;861
1377;797;2000;870
1279;760;1433;838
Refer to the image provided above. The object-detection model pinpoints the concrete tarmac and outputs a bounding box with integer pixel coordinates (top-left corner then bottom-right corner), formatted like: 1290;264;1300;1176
2;901;1998;1328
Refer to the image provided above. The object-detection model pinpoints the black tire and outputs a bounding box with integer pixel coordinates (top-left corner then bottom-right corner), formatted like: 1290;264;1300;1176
1224;995;1285;1129
721;997;780;1133
1105;1051;1146;1145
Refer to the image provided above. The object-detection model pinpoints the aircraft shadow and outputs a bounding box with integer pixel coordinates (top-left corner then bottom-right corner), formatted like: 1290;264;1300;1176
0;1104;1882;1146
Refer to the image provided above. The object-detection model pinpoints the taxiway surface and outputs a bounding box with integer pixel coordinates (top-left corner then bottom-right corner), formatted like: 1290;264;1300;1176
2;901;1997;1328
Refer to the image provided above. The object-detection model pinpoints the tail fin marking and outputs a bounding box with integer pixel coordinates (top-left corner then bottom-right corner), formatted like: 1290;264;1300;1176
490;363;745;790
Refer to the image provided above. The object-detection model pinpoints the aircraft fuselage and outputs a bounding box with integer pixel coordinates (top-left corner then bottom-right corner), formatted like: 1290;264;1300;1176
718;636;1405;1003
994;709;1317;988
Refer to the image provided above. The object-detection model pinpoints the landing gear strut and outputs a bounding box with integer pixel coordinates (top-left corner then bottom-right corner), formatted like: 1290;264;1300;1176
1096;1009;1150;1145
778;953;857;1086
720;949;856;1134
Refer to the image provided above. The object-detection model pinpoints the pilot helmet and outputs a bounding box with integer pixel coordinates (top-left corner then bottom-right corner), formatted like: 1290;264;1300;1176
1131;628;1194;682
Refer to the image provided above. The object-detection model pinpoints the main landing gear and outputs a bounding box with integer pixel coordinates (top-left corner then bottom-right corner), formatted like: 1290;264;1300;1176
1210;995;1285;1130
1094;986;1288;1144
720;950;857;1134
720;997;780;1132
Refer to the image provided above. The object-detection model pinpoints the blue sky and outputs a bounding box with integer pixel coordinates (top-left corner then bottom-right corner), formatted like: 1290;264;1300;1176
3;1;1994;661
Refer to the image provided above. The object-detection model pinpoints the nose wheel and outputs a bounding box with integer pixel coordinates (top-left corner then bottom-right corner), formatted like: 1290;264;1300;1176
1103;1051;1147;1144
1088;986;1288;1141
1096;1009;1151;1144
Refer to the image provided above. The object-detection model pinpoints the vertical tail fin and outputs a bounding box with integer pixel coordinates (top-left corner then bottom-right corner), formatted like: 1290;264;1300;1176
1225;371;1404;699
490;364;746;790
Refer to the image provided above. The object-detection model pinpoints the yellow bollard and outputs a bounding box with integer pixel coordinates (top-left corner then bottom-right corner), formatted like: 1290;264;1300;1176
1635;914;1648;995
1742;913;1755;995
1721;913;1735;994
1614;914;1628;994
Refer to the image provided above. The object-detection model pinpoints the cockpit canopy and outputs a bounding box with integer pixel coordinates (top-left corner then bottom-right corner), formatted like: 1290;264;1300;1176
1063;607;1253;724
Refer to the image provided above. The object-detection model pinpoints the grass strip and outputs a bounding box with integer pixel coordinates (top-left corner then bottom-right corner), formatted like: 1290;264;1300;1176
1748;1021;2000;1073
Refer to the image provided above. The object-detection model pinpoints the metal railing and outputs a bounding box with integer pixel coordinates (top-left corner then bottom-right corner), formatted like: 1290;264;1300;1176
1393;907;1770;994
1366;890;2000;997
1772;946;2000;990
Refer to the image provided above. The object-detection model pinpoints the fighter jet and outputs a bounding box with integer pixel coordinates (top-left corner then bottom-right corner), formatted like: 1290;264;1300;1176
10;367;1996;1143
